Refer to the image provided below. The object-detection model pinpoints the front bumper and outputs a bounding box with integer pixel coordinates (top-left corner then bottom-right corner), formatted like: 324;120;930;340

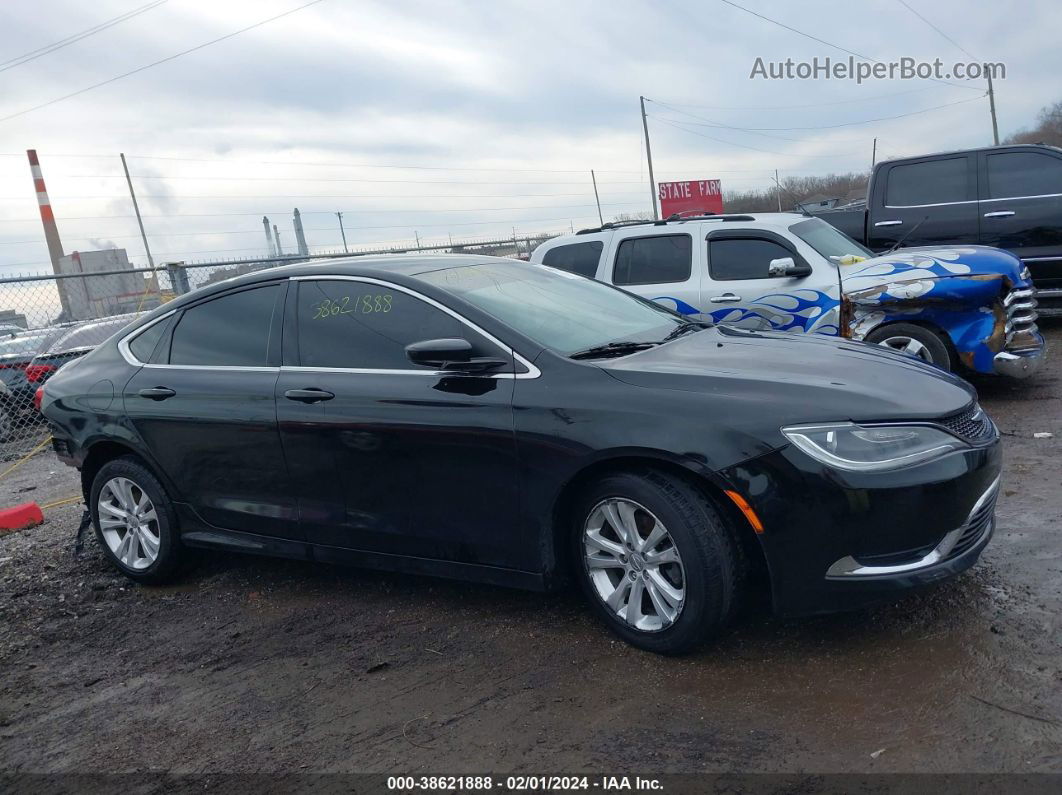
824;475;998;579
993;344;1045;378
723;438;1002;617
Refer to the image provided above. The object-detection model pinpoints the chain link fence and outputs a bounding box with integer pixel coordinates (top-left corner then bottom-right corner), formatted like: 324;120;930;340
0;232;557;464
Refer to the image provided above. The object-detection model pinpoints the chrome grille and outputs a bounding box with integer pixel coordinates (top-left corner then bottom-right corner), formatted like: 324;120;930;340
1003;286;1039;348
945;483;998;560
938;404;995;442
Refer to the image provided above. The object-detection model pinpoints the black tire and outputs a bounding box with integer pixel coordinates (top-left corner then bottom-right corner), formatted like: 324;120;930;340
864;323;954;371
571;469;743;655
89;455;186;584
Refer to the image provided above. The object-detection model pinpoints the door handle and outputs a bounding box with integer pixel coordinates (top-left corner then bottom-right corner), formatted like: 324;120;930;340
284;388;335;404
874;220;903;227
137;387;175;401
983;210;1015;218
709;293;742;303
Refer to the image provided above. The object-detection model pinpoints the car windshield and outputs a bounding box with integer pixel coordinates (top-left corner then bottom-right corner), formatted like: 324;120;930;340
0;332;50;356
790;217;873;261
416;260;688;355
48;315;136;354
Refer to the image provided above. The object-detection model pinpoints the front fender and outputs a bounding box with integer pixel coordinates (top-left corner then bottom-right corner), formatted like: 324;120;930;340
840;246;1025;374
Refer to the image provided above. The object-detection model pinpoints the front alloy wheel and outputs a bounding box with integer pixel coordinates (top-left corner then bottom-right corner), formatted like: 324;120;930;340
876;334;933;362
573;470;743;655
583;498;686;631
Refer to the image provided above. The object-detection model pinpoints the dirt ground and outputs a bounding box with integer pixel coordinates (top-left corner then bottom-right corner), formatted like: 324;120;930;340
0;326;1059;775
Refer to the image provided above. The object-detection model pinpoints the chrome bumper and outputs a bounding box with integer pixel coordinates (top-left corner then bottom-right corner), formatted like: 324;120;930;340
994;344;1045;379
826;476;999;579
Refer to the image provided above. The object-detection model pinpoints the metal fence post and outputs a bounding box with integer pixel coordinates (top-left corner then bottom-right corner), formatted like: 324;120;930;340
165;261;190;295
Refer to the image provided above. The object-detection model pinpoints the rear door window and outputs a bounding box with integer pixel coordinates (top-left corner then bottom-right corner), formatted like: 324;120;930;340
985;151;1062;199
168;285;280;367
885;157;968;206
541;241;603;278
612;235;692;285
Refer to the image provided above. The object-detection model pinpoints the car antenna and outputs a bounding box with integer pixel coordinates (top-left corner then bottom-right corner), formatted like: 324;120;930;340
885;215;929;254
773;180;812;216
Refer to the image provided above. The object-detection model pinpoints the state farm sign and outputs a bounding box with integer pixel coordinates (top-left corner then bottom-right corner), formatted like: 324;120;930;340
658;179;723;218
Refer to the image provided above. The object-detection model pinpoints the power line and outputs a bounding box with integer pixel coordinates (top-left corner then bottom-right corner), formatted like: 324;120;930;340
653;94;984;132
719;0;983;92
895;0;980;61
643;86;941;111
55;176;652;186
649;116;869;159
0;0;327;124
0;200;647;212
0;1;167;73
0;151;793;175
647;99;873;143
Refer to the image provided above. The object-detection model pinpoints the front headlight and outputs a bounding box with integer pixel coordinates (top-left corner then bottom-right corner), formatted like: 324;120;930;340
781;422;965;472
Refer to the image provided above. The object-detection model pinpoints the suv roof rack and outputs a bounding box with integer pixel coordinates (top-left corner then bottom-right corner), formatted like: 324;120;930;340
575;213;756;234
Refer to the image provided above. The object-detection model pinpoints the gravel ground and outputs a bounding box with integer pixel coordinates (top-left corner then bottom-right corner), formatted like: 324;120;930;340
0;326;1059;775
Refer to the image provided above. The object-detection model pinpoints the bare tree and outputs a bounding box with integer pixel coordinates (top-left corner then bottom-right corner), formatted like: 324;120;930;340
1004;100;1062;147
723;171;870;213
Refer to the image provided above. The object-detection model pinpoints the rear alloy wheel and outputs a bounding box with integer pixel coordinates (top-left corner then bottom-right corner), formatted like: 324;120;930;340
98;477;161;571
90;456;185;584
573;470;743;655
865;323;953;371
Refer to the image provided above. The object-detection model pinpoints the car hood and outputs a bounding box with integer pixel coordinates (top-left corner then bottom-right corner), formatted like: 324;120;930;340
839;244;1030;294
601;325;975;425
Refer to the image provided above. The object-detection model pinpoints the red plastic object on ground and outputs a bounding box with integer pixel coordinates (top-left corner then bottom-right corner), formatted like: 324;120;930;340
0;502;44;533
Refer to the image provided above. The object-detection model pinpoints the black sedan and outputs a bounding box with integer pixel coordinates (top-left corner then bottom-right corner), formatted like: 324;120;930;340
41;256;1001;654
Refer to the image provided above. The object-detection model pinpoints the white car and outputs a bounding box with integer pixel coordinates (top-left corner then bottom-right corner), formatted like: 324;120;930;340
529;213;1044;377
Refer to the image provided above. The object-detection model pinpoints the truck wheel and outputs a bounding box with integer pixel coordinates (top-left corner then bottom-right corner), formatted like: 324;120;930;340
864;323;953;371
572;469;743;655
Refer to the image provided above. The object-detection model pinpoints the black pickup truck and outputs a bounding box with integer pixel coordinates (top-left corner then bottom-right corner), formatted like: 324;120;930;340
815;144;1062;316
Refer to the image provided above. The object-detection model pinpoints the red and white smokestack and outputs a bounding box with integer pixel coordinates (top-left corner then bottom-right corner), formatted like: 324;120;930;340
27;149;65;275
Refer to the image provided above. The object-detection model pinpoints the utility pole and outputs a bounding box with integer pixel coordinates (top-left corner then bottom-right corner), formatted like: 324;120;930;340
987;73;1000;145
336;212;349;253
774;169;782;212
640;96;659;220
120;153;154;268
871;138;877;167
414;230;421;248
591;169;604;225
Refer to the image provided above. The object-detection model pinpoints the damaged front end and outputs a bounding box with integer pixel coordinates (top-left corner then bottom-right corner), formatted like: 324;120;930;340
840;246;1046;377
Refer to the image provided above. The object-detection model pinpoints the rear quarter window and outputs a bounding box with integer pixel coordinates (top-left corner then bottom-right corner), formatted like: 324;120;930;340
541;241;603;278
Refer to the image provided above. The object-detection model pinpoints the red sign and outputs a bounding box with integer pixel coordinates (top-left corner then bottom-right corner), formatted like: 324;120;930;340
658;179;723;218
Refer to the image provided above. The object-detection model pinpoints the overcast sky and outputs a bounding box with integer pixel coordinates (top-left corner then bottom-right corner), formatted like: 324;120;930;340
1;0;1060;275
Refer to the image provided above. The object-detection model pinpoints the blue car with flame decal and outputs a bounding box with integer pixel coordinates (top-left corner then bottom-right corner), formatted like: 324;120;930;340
531;213;1045;378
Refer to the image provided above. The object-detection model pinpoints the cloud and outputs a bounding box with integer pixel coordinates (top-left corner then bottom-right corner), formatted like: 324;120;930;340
0;0;1058;268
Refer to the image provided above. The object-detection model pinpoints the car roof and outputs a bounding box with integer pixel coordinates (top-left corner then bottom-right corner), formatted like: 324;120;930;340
535;213;813;249
192;254;518;292
45;313;139;354
122;254;526;329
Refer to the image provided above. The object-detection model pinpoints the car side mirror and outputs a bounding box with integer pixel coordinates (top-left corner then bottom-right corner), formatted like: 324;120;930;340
768;257;812;278
404;338;508;374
